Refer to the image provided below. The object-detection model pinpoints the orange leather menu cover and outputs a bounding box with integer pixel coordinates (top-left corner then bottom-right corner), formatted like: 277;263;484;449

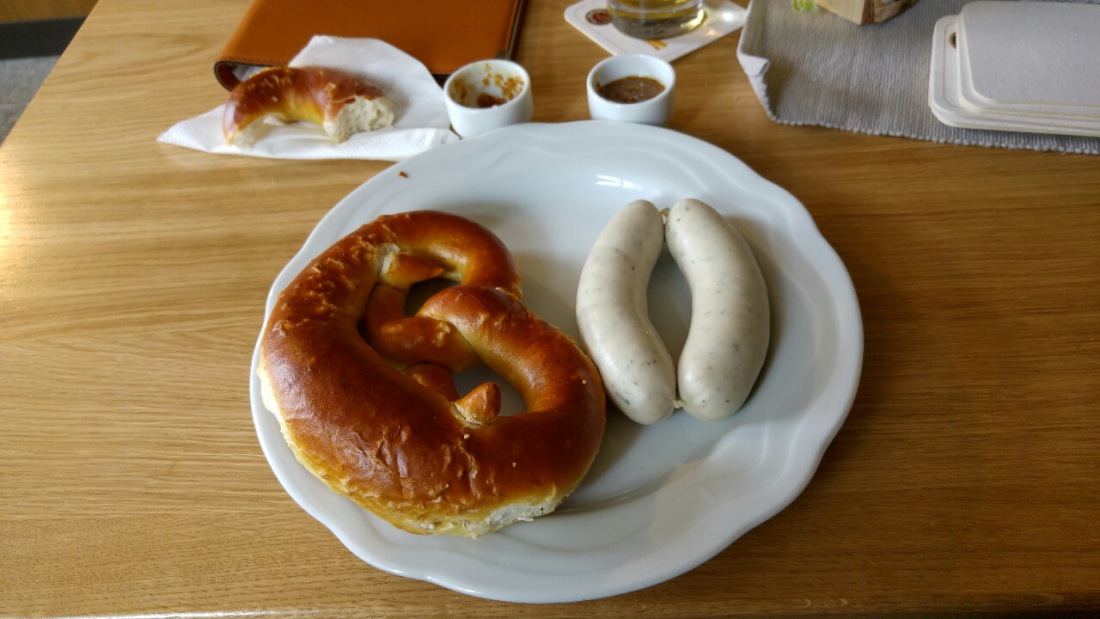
214;0;528;89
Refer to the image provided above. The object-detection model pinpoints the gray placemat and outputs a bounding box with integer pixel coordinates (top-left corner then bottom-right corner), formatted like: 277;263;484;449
736;0;1100;154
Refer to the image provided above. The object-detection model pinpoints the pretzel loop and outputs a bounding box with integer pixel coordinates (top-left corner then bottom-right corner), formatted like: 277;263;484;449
258;210;605;537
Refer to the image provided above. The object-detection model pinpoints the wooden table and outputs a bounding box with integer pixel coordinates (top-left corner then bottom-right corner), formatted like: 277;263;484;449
3;0;1098;616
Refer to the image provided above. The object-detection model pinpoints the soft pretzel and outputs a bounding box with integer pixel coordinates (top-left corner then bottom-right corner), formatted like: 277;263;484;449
223;66;394;145
257;211;606;537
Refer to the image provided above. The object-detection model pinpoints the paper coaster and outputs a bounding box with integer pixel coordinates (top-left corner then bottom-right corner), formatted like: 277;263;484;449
564;0;746;61
928;15;1100;138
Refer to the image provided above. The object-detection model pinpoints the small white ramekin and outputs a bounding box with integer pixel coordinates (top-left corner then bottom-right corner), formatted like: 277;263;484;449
444;59;533;139
587;54;676;126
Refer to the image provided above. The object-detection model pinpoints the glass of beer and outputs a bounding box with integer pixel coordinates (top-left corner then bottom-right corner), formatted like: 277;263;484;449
607;0;706;40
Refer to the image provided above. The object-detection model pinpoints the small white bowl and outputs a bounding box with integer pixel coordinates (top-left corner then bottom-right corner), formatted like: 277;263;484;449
444;59;533;139
587;54;676;126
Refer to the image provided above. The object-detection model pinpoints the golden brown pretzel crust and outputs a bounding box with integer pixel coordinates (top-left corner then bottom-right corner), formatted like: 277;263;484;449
257;211;606;537
223;66;390;144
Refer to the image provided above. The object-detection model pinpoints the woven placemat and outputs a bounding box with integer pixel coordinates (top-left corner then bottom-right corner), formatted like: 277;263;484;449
736;0;1100;154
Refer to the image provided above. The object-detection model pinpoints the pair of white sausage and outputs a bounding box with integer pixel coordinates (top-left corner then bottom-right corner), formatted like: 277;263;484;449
576;199;770;424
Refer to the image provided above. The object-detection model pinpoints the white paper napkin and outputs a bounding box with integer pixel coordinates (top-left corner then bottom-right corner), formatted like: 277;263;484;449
157;36;459;161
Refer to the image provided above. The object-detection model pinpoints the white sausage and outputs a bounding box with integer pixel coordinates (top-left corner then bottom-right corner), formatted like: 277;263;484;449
665;199;770;421
576;200;677;424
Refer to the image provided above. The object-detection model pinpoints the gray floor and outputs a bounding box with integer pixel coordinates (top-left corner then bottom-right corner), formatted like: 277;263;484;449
0;55;58;144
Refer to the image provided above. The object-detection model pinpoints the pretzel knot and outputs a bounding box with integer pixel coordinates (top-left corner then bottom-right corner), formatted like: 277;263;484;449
257;210;606;537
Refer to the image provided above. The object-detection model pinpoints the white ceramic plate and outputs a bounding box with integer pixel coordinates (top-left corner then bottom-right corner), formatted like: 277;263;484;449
249;121;863;603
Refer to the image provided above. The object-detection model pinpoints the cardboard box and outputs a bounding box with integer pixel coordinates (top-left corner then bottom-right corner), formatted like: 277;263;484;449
814;0;917;25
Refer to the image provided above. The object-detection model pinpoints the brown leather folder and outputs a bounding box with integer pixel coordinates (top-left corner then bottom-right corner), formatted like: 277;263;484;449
214;0;528;90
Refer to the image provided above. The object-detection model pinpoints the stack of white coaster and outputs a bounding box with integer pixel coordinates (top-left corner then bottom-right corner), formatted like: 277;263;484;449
929;1;1100;138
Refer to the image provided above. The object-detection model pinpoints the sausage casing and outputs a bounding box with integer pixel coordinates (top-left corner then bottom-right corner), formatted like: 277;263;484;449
576;200;677;424
665;199;770;421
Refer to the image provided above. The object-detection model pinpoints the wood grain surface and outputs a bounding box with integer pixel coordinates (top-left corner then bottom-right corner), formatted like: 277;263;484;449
2;0;1098;616
0;0;97;22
